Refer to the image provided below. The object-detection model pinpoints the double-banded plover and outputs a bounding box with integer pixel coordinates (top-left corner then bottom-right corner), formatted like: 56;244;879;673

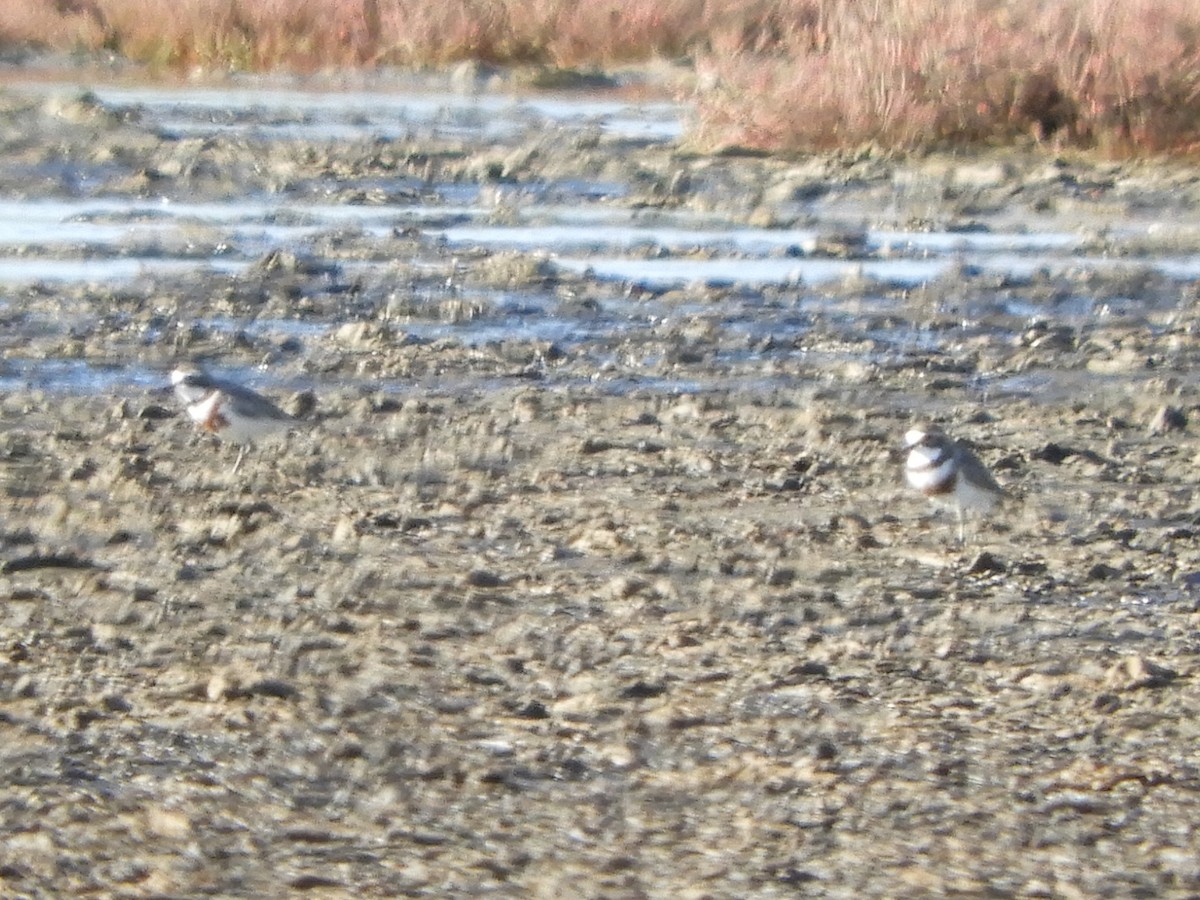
170;365;297;473
904;425;1004;543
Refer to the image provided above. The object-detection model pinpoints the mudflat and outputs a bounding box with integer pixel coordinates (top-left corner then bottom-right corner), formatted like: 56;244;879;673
2;64;1200;897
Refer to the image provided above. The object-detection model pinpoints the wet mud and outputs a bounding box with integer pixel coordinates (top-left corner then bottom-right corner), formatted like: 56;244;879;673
3;63;1200;897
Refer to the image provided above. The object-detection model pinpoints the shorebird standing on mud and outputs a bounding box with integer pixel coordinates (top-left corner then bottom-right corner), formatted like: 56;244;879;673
904;425;1005;543
170;365;298;473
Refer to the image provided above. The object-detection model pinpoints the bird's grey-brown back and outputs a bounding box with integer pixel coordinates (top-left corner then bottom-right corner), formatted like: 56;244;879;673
953;437;1004;500
215;378;295;423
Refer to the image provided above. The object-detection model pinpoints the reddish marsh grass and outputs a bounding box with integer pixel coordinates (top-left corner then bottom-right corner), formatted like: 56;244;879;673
0;0;723;69
5;0;1200;155
2;0;378;69
693;0;1200;155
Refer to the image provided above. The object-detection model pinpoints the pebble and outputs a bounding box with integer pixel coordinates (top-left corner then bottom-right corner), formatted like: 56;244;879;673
1104;656;1178;690
6;82;1200;896
1148;404;1186;434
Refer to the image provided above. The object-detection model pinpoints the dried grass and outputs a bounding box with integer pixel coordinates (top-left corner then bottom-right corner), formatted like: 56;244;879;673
0;0;736;69
4;0;1200;155
693;0;1200;155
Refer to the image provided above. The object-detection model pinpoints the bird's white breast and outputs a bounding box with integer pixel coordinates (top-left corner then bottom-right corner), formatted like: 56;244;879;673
186;391;222;427
905;451;955;492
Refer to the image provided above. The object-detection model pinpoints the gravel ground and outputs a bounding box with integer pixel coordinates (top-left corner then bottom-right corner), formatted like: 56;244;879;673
2;62;1200;898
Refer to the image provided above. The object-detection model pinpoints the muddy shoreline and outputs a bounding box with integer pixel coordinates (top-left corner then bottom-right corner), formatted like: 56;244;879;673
2;65;1200;897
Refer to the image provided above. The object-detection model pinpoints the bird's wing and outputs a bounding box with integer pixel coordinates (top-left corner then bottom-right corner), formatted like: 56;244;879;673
956;445;1004;494
220;383;295;423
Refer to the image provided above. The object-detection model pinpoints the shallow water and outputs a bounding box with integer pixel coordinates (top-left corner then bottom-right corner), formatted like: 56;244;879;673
2;74;1199;401
0;257;246;282
84;82;687;142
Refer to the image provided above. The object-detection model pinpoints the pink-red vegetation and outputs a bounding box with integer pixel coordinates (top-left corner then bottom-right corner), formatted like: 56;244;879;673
4;0;1200;156
692;0;1200;156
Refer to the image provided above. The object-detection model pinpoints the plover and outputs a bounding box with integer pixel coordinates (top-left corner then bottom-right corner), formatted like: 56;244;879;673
904;425;1004;543
170;365;297;473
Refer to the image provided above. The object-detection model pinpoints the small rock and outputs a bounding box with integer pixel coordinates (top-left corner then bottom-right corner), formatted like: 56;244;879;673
607;575;647;599
283;828;342;844
1031;442;1075;465
138;403;175;420
950;161;1013;188
132;584;157;602
1086;562;1123;582
581;436;614;454
334;321;386;348
287;874;345;890
109;861;150;884
331;517;357;546
1104;656;1178;690
1;552;96;574
102;694;132;713
206;673;233;701
512;393;541;422
767;567;796;587
12;673;36;698
1148;404;1186;435
42;91;116;125
104;570;158;601
619;681;667;700
1086;348;1146;374
465;569;504;589
289;390;317;419
966;552;1006;575
246;679;300;700
813;739;838;761
513;700;550;720
146;806;191;839
788;661;830;678
1020;879;1055;899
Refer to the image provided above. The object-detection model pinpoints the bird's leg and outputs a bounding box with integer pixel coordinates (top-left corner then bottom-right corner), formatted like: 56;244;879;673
231;445;246;475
